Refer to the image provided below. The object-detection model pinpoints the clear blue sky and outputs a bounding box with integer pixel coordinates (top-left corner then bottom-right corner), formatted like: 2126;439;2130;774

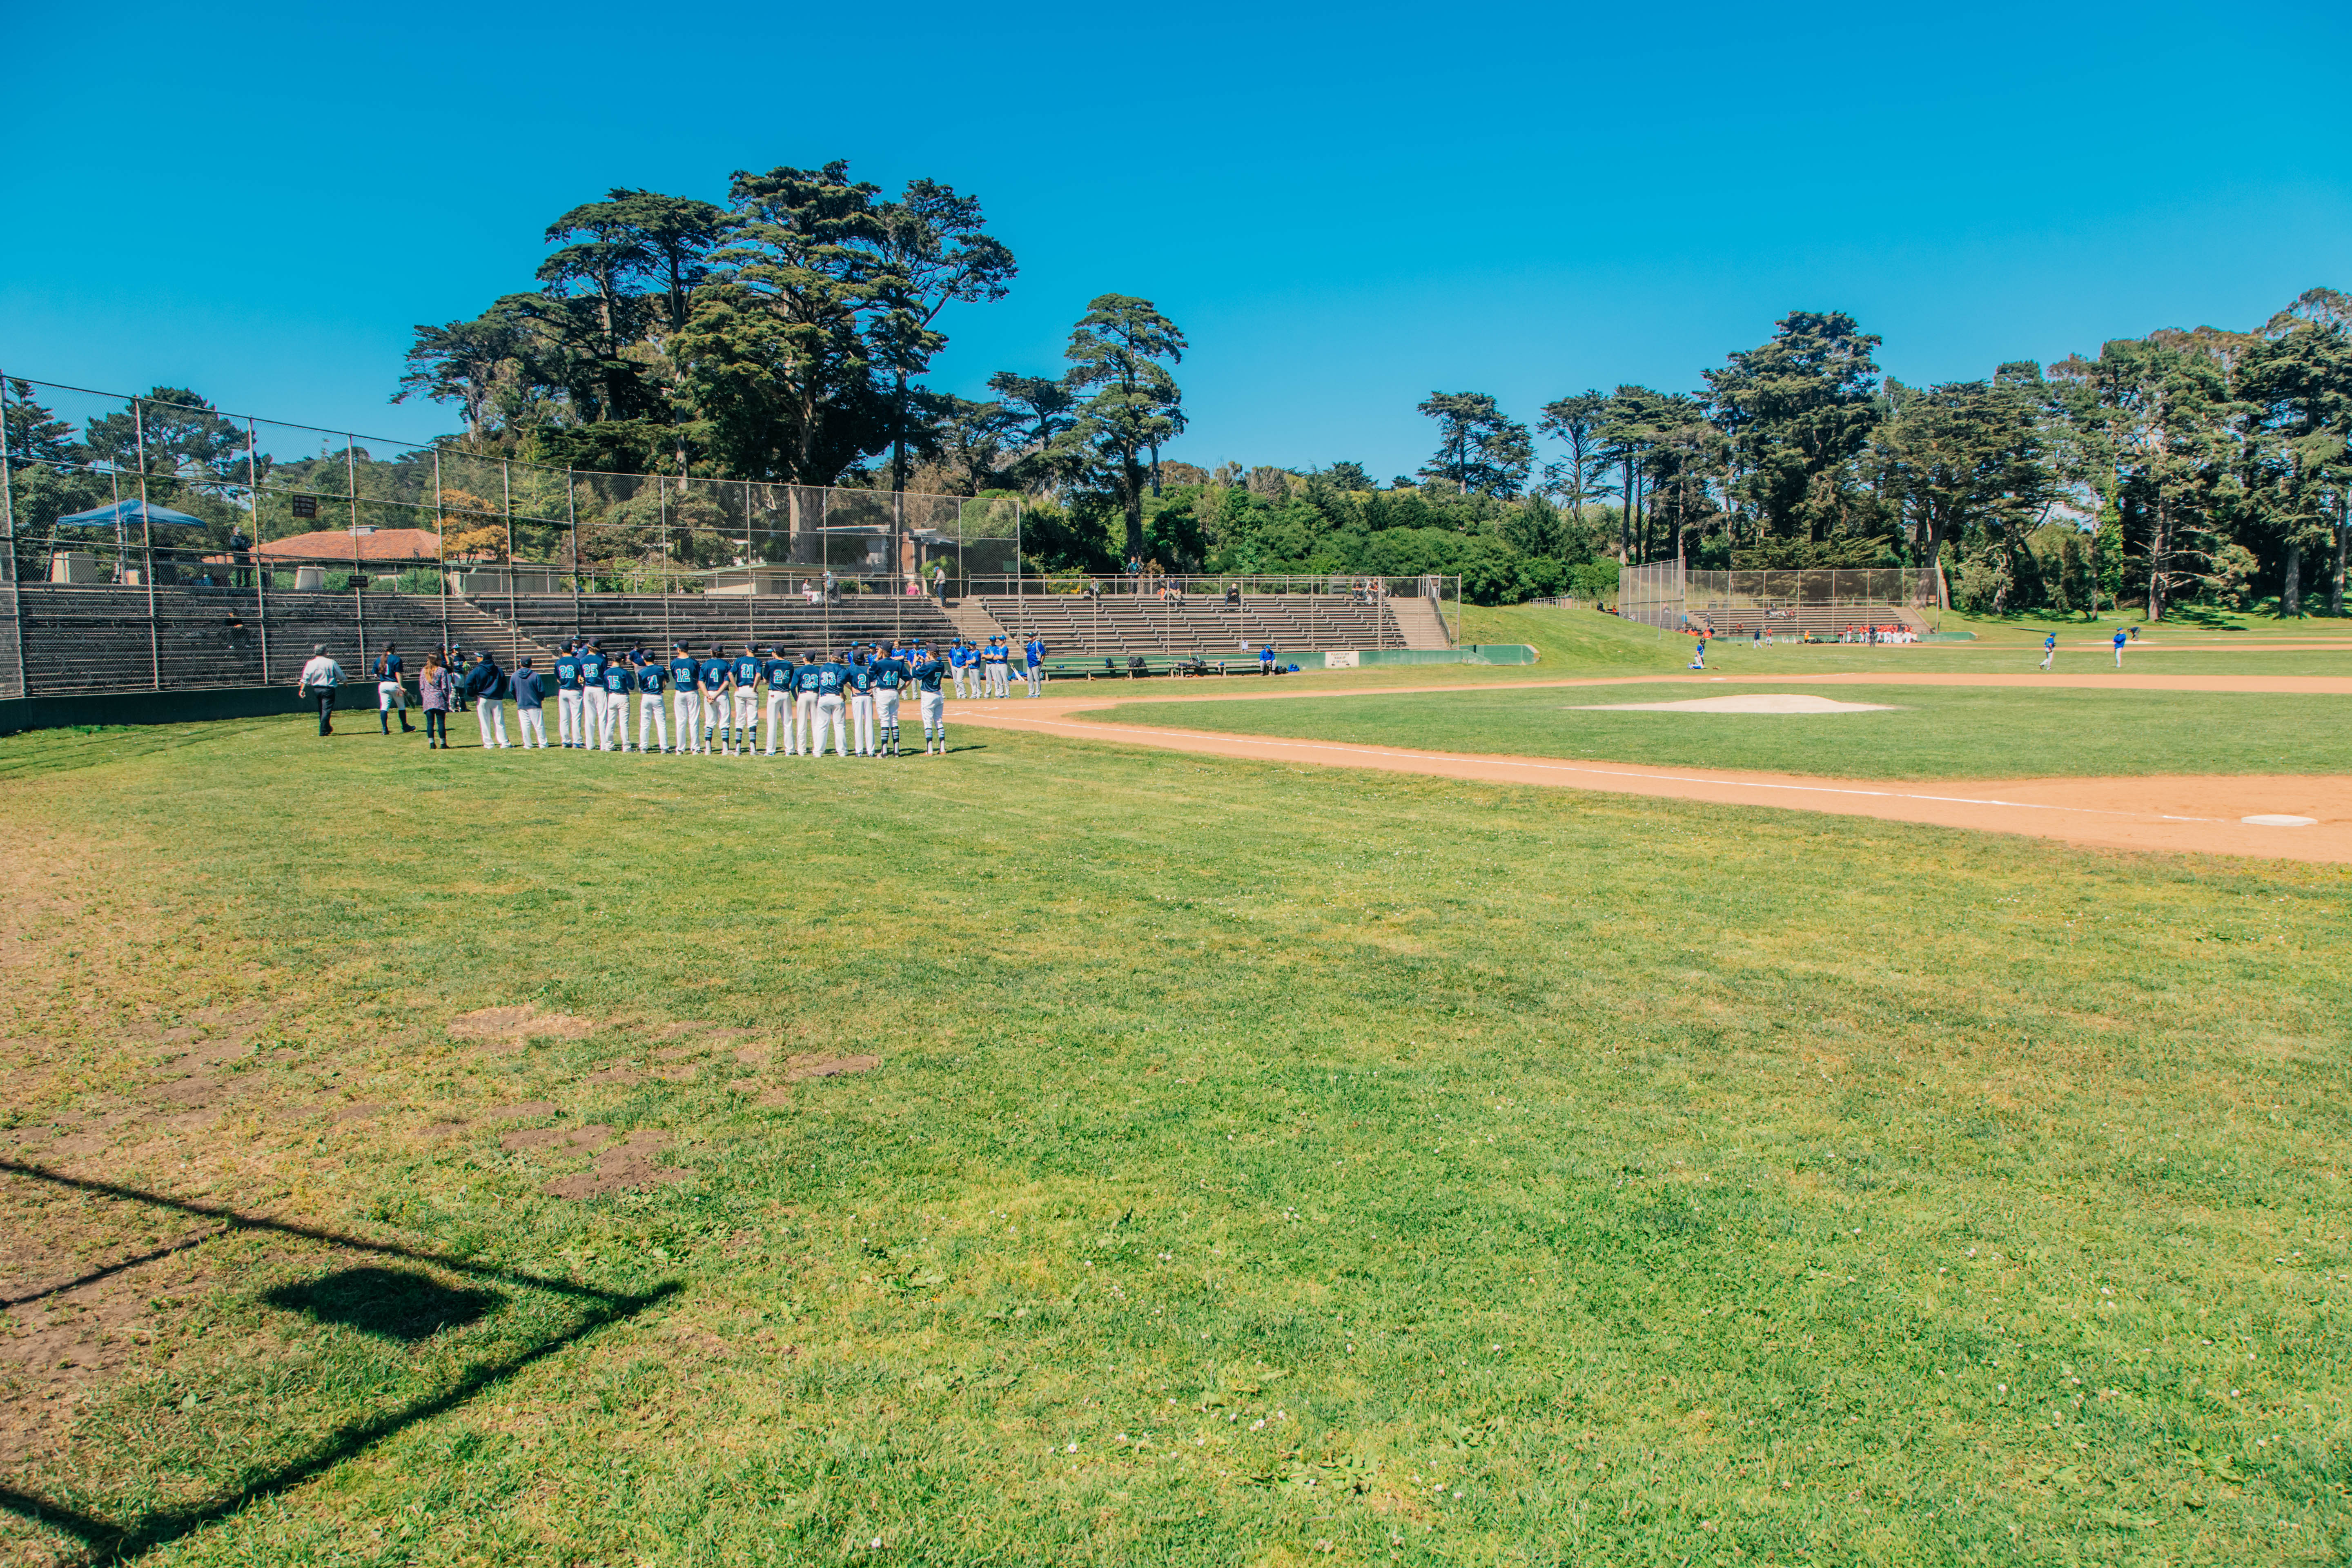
5;0;2346;479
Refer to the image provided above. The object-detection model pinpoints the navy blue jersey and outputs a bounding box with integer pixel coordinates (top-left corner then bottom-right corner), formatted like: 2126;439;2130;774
911;656;945;692
814;660;848;694
734;655;762;688
697;657;731;693
637;662;667;695
601;664;631;694
872;656;909;689
793;662;826;694
668;655;698;690
553;655;581;690
373;652;403;681
579;651;606;685
764;657;796;690
846;662;877;693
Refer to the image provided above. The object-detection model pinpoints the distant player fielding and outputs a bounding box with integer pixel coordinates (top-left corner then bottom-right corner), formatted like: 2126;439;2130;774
375;635;1031;758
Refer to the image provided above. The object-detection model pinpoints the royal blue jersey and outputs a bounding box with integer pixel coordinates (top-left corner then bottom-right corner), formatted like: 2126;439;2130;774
872;656;909;689
668;655;698;690
602;664;631;694
553;655;581;690
1025;639;1044;665
734;655;762;688
579;652;606;684
2113;631;2126;646
911;656;945;692
637;663;667;694
982;645;1007;666
698;658;731;692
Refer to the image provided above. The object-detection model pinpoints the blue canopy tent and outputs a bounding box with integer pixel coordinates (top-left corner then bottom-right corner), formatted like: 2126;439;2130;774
50;498;212;586
53;499;210;530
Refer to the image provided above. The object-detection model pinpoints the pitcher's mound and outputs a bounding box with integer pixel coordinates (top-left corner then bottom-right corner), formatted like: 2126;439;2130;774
1575;693;1896;715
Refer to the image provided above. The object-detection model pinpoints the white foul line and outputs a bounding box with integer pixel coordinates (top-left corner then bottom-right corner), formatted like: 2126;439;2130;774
985;715;2224;825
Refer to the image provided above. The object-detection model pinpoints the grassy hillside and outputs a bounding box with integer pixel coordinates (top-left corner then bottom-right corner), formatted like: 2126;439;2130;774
2;717;2346;1566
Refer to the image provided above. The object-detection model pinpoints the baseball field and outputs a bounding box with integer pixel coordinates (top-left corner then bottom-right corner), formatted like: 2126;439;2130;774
3;604;2347;1566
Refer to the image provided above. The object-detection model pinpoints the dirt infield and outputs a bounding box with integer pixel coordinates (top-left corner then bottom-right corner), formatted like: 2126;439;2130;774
950;678;2352;864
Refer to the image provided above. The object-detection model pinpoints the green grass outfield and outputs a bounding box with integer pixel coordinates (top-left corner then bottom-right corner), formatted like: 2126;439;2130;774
2;718;2348;1565
1086;683;2352;781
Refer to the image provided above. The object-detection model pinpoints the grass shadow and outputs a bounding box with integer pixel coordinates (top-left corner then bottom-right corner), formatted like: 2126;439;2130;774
0;1159;678;1565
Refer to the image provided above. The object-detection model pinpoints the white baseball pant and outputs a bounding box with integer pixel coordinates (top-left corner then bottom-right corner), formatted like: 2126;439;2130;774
989;662;1010;697
582;687;608;749
474;699;509;748
765;688;793;754
851;692;875;755
794;691;818;755
1025;662;1042;696
733;689;760;749
876;689;902;753
638;693;667;753
518;706;547;747
672;689;699;753
599;690;626;750
919;688;944;745
815;693;846;757
557;687;582;746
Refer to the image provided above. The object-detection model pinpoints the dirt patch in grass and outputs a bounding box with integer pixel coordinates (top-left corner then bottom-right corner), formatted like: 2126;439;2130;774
483;1100;558;1121
445;1005;596;1045
498;1124;615;1154
784;1054;880;1082
584;1064;642;1086
541;1129;686;1200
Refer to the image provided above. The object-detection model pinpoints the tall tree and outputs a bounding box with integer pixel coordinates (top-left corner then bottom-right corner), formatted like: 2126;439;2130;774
1416;392;1532;497
985;371;1082;495
1592;385;1669;562
1876;369;2053;610
675;160;891;484
1705;310;1883;542
868;180;1016;496
1064;295;1186;558
396;301;545;441
2236;297;2352;615
1537;390;1607;519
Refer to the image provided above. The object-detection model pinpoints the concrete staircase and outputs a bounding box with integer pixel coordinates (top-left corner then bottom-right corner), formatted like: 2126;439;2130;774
1388;595;1452;650
941;597;1009;643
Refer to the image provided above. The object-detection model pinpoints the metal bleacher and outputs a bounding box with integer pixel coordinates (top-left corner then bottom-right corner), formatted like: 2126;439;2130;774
978;592;1407;657
466;592;962;660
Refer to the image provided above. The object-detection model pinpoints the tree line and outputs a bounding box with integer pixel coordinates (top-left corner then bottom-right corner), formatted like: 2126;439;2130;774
1381;295;2352;617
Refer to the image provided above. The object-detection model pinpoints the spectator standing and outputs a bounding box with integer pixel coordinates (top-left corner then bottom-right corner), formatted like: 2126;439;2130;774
463;651;510;748
298;644;342;737
419;653;454;749
372;643;413;735
512;658;548;748
931;562;947;601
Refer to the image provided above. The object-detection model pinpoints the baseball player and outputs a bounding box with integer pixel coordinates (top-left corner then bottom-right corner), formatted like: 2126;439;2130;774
731;643;765;756
871;643;909;757
1023;634;1045;696
792;652;824;755
975;635;1000;698
2112;627;2127;668
846;645;879;756
695;644;732;754
578;642;609;750
910;641;948;755
2040;631;2057;671
811;649;850;757
668;642;701;758
949;639;971;699
763;646;799;756
599;654;633;750
635;652;669;753
553;640;584;748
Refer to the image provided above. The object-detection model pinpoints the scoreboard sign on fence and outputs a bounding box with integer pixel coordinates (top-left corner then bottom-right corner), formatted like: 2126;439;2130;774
290;495;317;519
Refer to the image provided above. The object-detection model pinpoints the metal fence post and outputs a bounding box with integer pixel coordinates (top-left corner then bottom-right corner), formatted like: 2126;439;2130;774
568;467;581;641
134;399;159;688
501;458;517;666
246;418;270;684
433;448;448;658
347;434;367;675
0;371;26;699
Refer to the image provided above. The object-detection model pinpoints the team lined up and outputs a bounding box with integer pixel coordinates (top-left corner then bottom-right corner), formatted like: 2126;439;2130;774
424;634;1052;757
